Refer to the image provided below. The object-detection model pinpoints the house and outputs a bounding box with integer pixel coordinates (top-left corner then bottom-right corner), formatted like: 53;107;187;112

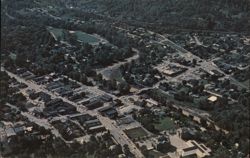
207;96;217;102
146;98;159;107
208;70;224;78
153;108;166;117
33;76;47;84
5;128;16;138
16;68;27;74
14;126;25;135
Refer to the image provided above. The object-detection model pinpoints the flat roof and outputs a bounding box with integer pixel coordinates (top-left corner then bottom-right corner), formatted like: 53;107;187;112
208;96;217;102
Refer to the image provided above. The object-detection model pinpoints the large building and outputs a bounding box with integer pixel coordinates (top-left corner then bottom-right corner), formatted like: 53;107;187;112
177;140;211;158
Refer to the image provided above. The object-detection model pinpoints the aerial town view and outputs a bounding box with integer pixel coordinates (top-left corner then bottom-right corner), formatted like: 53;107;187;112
0;0;249;158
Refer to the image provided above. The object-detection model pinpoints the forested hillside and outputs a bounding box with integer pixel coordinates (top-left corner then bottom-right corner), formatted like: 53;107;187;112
79;0;250;32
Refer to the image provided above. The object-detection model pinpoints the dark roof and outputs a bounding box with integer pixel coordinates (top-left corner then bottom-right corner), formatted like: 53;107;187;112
183;146;197;152
98;105;114;112
14;126;25;133
84;119;100;125
100;94;112;102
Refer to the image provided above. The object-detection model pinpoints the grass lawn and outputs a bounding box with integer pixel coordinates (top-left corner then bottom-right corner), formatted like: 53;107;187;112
124;127;148;139
47;27;62;40
75;31;100;44
47;27;100;44
241;79;250;89
154;117;176;131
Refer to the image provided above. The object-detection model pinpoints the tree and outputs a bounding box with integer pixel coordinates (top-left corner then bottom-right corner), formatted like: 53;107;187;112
200;118;208;128
0;72;10;103
96;73;103;82
110;79;117;90
80;74;88;84
68;32;78;45
112;144;123;155
192;59;197;65
182;80;187;86
140;145;148;156
15;53;27;67
117;82;130;94
123;144;131;156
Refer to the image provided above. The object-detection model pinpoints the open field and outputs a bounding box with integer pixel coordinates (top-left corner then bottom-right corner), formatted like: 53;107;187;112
74;31;100;43
47;27;100;44
124;127;148;139
154;117;176;131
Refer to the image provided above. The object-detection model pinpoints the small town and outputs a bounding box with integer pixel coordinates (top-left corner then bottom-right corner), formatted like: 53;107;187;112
0;0;249;158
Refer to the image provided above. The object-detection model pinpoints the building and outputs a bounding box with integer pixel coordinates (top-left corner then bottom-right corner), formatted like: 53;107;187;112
155;63;187;77
100;94;113;102
45;98;63;107
152;136;173;153
177;140;211;158
5;128;16;138
84;119;102;129
88;125;106;133
43;101;77;117
98;105;118;119
207;96;218;102
116;116;134;125
83;119;106;133
85;99;103;110
146;98;159;107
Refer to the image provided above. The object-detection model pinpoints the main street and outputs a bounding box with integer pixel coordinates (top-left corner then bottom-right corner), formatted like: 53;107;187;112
5;103;71;144
1;67;145;158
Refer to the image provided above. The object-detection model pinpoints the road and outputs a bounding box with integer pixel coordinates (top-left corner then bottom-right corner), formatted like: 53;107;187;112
1;67;144;158
114;25;247;90
96;48;140;80
5;103;71;144
153;33;247;89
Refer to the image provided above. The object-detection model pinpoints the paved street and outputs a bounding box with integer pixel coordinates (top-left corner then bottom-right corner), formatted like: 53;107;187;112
5;103;70;144
1;67;144;158
96;48;139;80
